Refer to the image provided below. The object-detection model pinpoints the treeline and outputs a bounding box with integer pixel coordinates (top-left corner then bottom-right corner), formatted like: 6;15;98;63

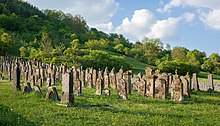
0;0;219;74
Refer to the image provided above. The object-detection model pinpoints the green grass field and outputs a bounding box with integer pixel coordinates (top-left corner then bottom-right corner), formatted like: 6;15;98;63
1;80;220;126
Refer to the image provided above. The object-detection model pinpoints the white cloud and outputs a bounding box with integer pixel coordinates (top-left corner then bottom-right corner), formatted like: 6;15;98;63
145;17;181;41
24;0;119;26
94;22;114;33
115;9;155;40
158;0;220;13
200;9;220;30
182;12;195;22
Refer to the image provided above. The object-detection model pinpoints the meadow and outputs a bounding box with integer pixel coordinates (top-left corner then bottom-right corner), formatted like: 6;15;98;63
0;79;220;126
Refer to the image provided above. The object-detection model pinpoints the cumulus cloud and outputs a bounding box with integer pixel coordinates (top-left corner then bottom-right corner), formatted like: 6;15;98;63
157;0;220;13
182;12;195;22
200;9;220;30
145;17;181;41
115;9;155;40
94;22;114;33
24;0;119;25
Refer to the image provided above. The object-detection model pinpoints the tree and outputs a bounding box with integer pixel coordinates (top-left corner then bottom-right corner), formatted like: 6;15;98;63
201;53;220;74
114;44;125;54
171;46;188;62
0;30;12;55
85;39;109;50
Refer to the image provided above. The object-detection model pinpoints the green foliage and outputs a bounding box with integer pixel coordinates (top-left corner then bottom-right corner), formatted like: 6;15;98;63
157;60;200;75
0;30;12;55
202;53;220;74
114;44;125;54
171;46;188;62
85;39;109;50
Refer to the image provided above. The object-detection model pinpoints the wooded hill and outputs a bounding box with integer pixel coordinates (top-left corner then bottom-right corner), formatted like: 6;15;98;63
0;0;220;75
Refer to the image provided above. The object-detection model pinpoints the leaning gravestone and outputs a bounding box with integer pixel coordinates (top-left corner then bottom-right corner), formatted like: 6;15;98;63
61;72;74;106
171;74;184;102
207;74;214;92
45;86;60;101
181;76;190;97
33;85;43;94
12;62;21;91
155;78;166;100
22;82;32;94
117;79;128;100
96;78;103;95
192;73;199;91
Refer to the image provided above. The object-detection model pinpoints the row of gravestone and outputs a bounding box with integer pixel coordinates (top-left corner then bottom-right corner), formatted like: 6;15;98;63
0;56;216;105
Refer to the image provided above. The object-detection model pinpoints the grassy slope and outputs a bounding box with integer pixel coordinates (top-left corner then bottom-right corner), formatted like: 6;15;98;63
1;80;220;126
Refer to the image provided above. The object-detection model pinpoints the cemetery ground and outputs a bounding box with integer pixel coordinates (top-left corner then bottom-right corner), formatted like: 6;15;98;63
0;78;220;126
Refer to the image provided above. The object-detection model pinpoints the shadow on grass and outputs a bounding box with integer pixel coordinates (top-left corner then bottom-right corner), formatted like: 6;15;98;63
75;104;110;108
0;104;36;126
183;91;220;105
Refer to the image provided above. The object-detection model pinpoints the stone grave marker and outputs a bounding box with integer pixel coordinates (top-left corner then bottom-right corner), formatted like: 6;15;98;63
12;63;21;91
46;86;60;101
192;73;199;91
171;74;184;102
22;82;32;94
137;78;146;96
181;76;190;97
117;79;128;100
96;78;103;95
61;72;74;106
207;74;214;92
155;78;166;100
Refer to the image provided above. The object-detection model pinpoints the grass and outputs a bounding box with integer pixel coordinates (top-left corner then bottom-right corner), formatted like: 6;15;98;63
1;80;220;126
198;72;220;83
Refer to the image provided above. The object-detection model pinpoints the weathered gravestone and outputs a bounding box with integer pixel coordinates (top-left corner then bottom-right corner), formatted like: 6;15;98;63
30;75;35;87
104;67;109;88
22;82;32;94
207;74;214;92
46;76;51;89
96;78;103;95
123;71;132;94
80;70;85;87
12;63;21;91
33;85;43;94
171;74;184;102
192;73;199;91
131;76;140;91
137;78;146;96
74;79;82;96
145;67;156;97
92;69;97;87
61;72;74;106
103;90;110;96
180;76;190;97
117;79;128;100
46;86;60;101
87;73;93;88
109;68;116;89
38;79;43;87
155;78;166;100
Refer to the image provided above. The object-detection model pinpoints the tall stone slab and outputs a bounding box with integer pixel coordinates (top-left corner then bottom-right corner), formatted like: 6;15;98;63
131;76;140;91
92;69;97;87
181;76;190;97
61;72;74;106
171;74;184;102
117;79;128;100
74;79;82;96
80;70;85;87
192;73;199;91
96;78;103;95
123;71;132;94
12;63;21;91
155;78;166;100
207;74;214;92
109;68;116;89
87;73;93;88
104;67;109;88
145;68;156;97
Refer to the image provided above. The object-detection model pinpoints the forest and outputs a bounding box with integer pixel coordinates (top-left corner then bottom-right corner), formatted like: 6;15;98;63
0;0;220;75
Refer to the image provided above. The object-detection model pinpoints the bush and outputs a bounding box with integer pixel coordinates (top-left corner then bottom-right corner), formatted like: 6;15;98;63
157;60;200;75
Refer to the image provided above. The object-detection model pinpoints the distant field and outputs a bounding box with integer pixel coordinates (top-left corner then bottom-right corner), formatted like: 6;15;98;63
0;80;220;126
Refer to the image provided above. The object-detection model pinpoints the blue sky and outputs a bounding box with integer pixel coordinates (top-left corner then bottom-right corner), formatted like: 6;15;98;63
24;0;220;56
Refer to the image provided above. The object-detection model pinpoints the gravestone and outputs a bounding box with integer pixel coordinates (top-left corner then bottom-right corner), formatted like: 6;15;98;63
92;69;97;87
61;72;74;106
171;74;184;102
181;76;190;97
117;79;128;100
46;76;51;88
33;85;42;94
103;90;110;96
131;76;140;91
104;67;109;88
87;73;93;88
30;75;35;87
145;68;156;97
74;79;82;96
123;71;132;94
137;78;146;96
38;79;43;87
192;73;199;91
155;78;166;100
46;86;60;101
8;63;12;81
80;70;85;87
109;68;116;89
12;63;21;91
185;72;191;90
207;74;214;92
22;82;32;94
96;78;103;95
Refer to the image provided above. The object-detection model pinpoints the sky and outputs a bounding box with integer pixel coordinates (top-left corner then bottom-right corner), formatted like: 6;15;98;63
24;0;220;56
